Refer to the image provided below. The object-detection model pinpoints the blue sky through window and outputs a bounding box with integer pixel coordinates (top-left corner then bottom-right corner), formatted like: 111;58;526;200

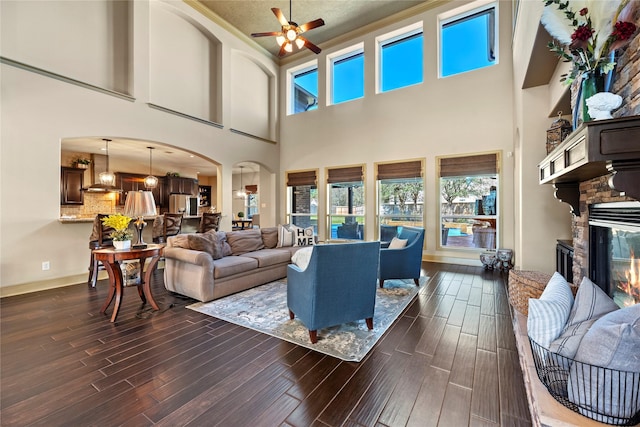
291;7;496;113
294;69;318;112
333;52;364;104
381;33;423;92
441;9;495;77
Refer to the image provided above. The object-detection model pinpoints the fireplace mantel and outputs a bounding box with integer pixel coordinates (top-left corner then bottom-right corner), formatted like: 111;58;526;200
538;116;640;214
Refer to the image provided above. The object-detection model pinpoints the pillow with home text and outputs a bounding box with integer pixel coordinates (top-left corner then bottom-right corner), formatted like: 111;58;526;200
290;225;315;246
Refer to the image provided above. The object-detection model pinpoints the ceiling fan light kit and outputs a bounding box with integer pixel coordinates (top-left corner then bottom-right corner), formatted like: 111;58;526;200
251;0;324;57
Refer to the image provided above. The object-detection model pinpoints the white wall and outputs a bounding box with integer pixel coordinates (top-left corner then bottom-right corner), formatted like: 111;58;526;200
0;0;279;292
279;0;516;264
149;1;219;121
1;0;130;92
511;0;573;270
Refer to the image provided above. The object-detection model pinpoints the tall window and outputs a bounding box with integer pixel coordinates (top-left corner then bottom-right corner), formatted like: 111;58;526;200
286;170;318;232
438;153;500;250
328;45;364;105
289;62;318;115
246;186;258;218
378;24;423;93
440;2;497;77
376;160;424;242
327;165;365;240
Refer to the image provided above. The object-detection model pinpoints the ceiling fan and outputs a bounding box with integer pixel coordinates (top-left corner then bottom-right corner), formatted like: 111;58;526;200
251;0;325;57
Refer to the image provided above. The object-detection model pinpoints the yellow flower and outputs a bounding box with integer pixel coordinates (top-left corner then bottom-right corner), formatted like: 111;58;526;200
101;214;134;241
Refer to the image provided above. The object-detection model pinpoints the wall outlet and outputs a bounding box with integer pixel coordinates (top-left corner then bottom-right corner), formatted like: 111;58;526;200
42;261;50;271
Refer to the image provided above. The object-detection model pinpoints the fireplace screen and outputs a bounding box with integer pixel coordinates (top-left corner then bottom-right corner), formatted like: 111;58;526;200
609;228;640;307
590;202;640;308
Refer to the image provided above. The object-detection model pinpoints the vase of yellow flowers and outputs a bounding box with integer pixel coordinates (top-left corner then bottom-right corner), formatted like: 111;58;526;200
541;0;637;126
101;213;133;250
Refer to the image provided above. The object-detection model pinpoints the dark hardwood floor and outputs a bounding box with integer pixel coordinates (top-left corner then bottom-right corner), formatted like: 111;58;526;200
0;262;532;426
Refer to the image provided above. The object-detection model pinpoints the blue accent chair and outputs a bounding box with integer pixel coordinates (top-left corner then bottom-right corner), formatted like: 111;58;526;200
378;226;425;288
287;241;381;344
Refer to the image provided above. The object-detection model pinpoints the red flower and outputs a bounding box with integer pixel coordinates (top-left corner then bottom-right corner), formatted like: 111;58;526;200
579;8;588;16
612;21;637;41
570;24;594;49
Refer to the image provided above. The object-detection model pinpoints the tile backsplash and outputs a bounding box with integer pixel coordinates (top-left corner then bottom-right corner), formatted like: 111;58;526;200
60;192;122;218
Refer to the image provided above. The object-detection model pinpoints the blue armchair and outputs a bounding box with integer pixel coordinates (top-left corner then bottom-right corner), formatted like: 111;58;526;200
378;226;425;288
287;241;381;344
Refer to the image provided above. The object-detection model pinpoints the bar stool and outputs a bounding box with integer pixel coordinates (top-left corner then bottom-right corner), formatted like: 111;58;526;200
199;212;221;233
88;214;114;287
152;213;183;243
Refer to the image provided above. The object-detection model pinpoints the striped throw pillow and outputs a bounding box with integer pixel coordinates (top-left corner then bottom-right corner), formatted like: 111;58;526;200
527;272;574;347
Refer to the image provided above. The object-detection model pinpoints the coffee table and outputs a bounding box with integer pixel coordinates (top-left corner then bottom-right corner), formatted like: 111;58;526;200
92;244;163;322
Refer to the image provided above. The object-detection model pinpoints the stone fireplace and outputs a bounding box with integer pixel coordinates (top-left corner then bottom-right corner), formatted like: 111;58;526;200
573;177;640;307
539;116;640;303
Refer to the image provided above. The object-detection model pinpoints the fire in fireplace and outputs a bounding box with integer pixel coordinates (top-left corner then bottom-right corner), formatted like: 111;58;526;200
589;202;640;307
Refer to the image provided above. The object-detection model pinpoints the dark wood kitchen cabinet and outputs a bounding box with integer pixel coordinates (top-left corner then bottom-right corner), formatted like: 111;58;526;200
167;177;198;195
116;173;166;208
60;167;84;205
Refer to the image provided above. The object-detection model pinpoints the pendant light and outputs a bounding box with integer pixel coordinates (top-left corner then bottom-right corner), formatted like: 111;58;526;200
85;138;122;192
236;166;245;197
144;146;158;189
98;139;116;187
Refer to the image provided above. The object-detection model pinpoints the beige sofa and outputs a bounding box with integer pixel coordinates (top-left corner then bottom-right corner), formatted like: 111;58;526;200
163;227;302;302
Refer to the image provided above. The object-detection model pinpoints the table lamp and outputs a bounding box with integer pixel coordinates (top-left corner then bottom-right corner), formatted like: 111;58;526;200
124;190;157;249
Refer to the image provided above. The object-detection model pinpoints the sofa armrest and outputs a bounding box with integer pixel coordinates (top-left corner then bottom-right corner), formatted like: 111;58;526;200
163;246;215;302
164;246;214;268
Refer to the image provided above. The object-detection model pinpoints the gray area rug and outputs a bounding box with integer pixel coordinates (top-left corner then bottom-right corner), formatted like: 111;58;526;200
187;278;421;362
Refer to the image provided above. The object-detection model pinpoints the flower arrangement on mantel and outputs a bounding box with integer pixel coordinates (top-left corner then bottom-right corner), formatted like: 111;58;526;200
541;0;638;85
101;213;133;241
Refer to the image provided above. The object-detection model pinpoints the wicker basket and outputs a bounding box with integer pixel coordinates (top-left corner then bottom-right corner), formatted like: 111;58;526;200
508;270;553;315
529;338;640;425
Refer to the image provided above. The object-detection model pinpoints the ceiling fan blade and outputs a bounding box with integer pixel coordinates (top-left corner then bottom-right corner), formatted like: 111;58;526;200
298;18;325;33
251;31;281;38
298;36;321;54
271;8;289;27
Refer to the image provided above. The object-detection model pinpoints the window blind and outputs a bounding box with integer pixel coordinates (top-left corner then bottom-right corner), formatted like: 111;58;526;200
376;160;423;180
327;165;364;184
439;153;497;177
286;170;317;187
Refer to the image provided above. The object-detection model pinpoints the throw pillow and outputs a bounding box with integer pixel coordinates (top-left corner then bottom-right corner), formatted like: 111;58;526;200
290;225;315;246
187;233;224;260
548;277;619;359
291;246;314;270
170;234;190;249
261;227;278;249
277;224;294;248
527;272;574;348
212;230;232;257
388;237;408;249
225;229;264;255
568;304;640;423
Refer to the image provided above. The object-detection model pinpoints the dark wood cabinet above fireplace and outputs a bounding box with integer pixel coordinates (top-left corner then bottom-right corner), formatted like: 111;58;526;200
538;116;640;214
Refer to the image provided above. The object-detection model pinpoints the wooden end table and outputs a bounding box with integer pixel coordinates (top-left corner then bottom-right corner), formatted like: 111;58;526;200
92;244;163;322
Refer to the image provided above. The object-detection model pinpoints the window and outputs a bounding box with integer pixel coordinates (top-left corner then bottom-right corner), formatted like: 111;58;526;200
376;160;424;242
438;153;500;250
377;23;423;93
286;170;318;232
440;2;497;77
288;62;318;115
327;165;365;240
328;45;364;105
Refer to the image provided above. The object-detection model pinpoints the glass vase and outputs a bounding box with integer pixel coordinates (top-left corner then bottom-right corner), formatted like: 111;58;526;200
580;69;607;123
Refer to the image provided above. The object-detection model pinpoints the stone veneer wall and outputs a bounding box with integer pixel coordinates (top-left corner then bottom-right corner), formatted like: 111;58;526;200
571;175;635;285
612;7;640;118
